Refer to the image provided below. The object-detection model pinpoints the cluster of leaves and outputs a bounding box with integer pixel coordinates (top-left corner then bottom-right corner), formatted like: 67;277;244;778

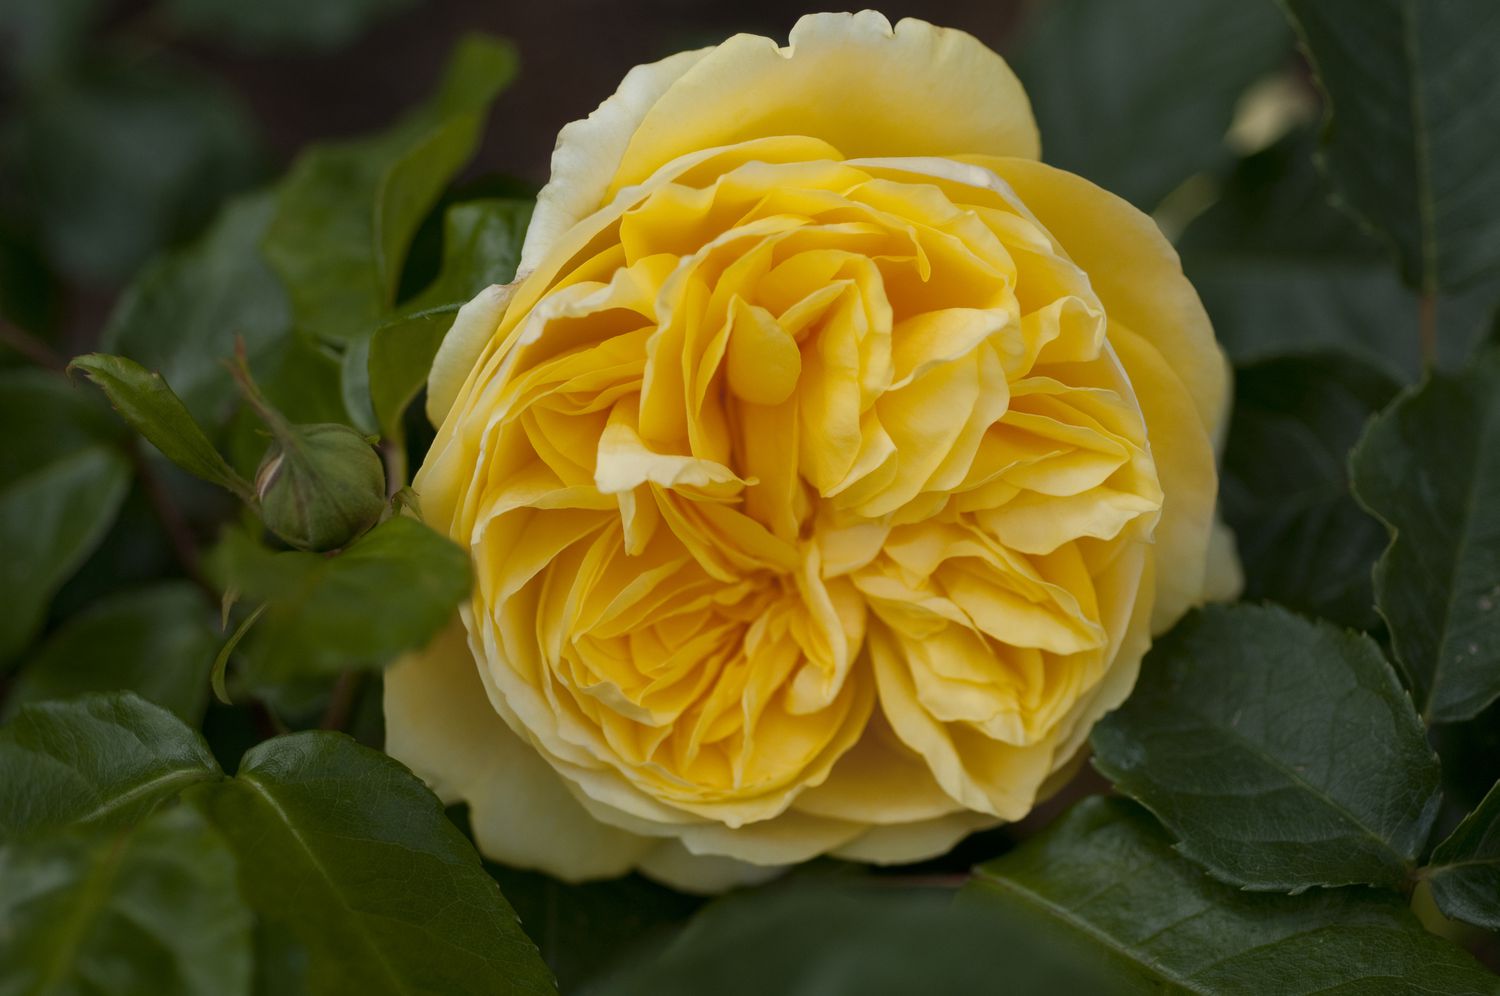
1;17;529;718
0;695;555;994
2;0;1499;993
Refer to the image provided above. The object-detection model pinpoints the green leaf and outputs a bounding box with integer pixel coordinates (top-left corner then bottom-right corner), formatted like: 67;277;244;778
1426;779;1500;930
0;370;130;662
1281;0;1500;292
1350;350;1500;722
1179;130;1499;378
263;145;393;344
374;124;499;305
339;333;379;434
156;0;415;52
366;197;532;440
1092;605;1440;891
367;307;456;441
1221;354;1399;628
69;353;254;501
588;880;1119;996
6;583;220;724
490;867;699;993
263;35;517;343
372;39;520;304
395;177;535;302
101;191;291;428
0;692;222;840
187;731;555;996
0;806;254;996
206;517;470;684
4;54;262;283
250;921;311;996
405;197;532;311
1009;0;1290;209
963;797;1500;994
0;452;130;660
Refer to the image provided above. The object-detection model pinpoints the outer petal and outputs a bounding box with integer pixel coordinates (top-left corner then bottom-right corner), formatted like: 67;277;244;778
426;283;513;428
523;11;1038;261
832;810;998;864
974;157;1229;434
565;777;869;866
520;47;710;273
1109;323;1220;630
636;842;784;895
384;620;655;880
1202;518;1245;604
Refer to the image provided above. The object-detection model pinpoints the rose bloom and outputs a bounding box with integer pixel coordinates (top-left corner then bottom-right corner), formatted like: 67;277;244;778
386;11;1237;890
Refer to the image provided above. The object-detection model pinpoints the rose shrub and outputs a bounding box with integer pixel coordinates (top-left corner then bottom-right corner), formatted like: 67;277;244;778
385;10;1237;890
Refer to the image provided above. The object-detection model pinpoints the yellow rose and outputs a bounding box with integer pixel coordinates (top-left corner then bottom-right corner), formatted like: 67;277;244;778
385;10;1237;891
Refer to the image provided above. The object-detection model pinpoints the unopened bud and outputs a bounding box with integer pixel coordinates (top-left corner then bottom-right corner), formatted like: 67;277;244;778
255;423;386;551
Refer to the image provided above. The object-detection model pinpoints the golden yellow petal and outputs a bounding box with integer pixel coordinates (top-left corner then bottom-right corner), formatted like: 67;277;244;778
611;13;1038;199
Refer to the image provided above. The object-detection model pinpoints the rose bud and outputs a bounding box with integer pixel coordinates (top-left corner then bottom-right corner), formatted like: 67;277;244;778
230;341;388;552
254;422;387;552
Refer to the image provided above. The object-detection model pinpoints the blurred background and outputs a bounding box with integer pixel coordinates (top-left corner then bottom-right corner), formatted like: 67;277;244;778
0;0;1031;353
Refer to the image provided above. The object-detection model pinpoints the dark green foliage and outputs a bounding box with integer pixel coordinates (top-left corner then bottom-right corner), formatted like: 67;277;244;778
0;695;556;995
0;693;221;839
6;584;221;723
1282;0;1500;292
100;192;291;428
0;371;130;663
188;732;556;996
1351;351;1500;722
263;35;517;344
1179;131;1499;377
1427;779;1500;930
0;807;255;996
207;518;471;685
1220;354;1398;628
1092;605;1440;891
589;880;1120;996
964;798;1500;995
